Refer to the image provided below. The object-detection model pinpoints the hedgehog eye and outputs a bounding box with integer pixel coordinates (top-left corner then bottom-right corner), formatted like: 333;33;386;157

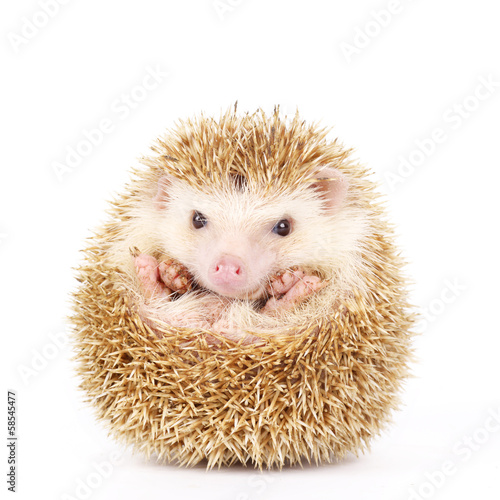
192;211;208;229
272;219;292;237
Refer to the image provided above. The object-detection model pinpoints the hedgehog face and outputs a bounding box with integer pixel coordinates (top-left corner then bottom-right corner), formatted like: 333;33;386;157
154;175;294;299
152;167;360;300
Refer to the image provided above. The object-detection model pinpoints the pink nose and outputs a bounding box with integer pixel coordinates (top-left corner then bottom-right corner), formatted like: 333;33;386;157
209;255;246;289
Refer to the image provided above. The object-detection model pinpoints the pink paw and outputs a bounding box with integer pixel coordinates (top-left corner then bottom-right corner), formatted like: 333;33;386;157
265;266;304;296
134;253;171;300
262;268;327;314
158;258;192;295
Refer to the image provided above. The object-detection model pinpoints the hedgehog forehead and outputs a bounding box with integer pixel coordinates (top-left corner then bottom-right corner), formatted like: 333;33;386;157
170;179;309;230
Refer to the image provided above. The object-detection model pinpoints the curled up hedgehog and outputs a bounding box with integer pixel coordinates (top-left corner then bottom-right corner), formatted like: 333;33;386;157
71;107;415;469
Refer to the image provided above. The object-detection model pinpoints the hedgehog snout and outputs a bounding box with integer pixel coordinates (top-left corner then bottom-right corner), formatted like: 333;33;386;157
208;255;248;295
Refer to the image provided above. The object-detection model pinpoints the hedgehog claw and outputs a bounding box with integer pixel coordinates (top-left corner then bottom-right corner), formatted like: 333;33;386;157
158;258;193;294
134;253;171;300
262;268;326;314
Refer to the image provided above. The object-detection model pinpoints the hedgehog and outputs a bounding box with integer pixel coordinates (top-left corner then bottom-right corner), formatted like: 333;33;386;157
71;106;415;469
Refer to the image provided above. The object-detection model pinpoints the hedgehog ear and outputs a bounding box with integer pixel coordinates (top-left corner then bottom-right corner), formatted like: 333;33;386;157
153;175;173;210
310;166;348;212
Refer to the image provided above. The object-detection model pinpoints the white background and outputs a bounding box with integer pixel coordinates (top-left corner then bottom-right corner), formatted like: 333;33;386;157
2;1;499;499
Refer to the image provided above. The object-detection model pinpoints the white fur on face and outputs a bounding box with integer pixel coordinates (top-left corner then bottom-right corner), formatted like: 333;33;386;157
154;175;368;299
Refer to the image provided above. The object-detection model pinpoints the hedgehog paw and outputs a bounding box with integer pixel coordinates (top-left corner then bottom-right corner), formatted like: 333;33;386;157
262;268;327;314
265;266;305;295
134;253;172;300
158;258;193;294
